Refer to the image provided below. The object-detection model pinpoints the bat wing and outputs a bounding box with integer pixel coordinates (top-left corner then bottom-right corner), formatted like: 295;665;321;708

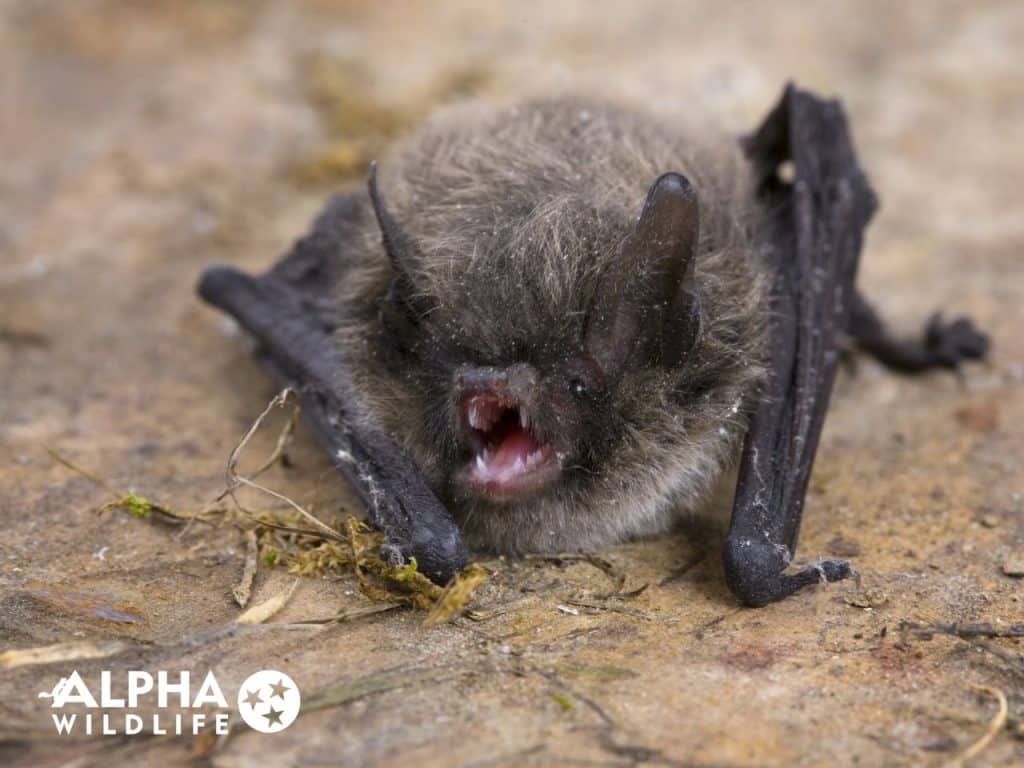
723;84;877;606
198;193;468;584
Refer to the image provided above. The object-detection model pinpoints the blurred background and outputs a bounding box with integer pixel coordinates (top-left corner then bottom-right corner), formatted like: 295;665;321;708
1;2;1021;766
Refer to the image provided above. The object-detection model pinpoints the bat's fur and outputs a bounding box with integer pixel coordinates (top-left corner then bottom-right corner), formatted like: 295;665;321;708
327;99;770;554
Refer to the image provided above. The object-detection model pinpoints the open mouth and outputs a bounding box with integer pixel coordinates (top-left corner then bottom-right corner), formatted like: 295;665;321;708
460;393;561;500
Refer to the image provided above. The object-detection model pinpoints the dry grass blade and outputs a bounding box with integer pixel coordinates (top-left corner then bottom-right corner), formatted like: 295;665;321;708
424;564;489;627
236;580;300;624
45;447;125;498
46;447;207;525
945;685;1008;767
0;640;132;670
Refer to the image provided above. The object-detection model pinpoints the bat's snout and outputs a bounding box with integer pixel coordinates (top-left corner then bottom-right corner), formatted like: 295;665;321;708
452;364;563;503
454;363;537;403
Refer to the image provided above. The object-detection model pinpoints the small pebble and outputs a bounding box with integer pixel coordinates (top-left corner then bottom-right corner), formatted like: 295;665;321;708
1001;556;1024;577
827;536;861;557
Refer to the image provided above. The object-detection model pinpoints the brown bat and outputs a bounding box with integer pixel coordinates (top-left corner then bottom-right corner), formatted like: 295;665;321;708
198;85;988;605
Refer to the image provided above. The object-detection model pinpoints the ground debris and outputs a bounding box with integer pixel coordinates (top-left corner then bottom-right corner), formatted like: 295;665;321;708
49;391;488;624
46;447;229;527
845;588;889;609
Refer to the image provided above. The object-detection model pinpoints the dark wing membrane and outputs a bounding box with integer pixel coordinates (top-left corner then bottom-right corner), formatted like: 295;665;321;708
723;84;877;606
198;192;468;584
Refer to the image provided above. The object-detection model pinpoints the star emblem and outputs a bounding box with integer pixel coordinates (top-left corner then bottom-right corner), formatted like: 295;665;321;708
263;705;284;727
237;670;301;733
240;688;264;707
269;678;292;699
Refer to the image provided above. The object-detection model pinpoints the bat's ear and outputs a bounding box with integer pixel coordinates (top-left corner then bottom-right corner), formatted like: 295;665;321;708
368;162;429;352
585;172;702;375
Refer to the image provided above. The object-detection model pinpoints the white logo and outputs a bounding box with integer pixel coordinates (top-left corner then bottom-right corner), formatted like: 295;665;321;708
236;670;301;733
38;670;231;736
36;668;300;736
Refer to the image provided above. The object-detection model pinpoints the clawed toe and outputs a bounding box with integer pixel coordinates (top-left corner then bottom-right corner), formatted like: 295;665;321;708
925;313;990;368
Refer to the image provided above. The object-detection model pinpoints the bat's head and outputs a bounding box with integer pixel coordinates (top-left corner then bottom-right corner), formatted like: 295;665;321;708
368;163;716;511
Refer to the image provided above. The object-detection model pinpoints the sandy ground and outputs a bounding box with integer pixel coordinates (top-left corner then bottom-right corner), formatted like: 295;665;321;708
1;1;1022;766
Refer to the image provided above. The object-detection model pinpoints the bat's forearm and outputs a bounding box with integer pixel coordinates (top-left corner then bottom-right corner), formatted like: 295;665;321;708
198;266;468;584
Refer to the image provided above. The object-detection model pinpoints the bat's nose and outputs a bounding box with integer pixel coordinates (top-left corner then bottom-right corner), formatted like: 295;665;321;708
455;363;538;402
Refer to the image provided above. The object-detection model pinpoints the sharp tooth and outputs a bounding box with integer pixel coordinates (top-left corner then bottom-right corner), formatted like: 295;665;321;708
475;454;486;472
519;409;527;429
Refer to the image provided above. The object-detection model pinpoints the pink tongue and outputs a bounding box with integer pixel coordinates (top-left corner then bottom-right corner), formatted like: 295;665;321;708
489;427;540;473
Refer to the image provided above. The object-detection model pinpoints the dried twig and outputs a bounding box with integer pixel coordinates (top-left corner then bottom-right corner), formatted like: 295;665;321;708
658;554;705;586
290;603;402;625
525;553;626;594
224;389;344;543
564;599;672;622
208;393;298;507
902;621;1024;640
232;529;259;607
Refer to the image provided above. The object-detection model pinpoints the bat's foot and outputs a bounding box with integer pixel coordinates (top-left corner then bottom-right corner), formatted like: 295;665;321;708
924;313;990;369
849;291;991;374
724;539;857;607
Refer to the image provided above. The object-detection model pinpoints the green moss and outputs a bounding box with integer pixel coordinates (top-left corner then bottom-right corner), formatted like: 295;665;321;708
552;693;574;712
124;493;152;518
555;663;639;682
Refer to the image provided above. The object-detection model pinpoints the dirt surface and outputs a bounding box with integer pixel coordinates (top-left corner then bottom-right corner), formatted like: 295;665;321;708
1;1;1022;766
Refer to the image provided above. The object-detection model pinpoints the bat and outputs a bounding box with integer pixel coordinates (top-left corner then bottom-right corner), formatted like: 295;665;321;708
198;84;989;605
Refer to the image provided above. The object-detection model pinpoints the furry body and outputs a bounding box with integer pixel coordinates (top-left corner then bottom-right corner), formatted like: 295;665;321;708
201;85;987;601
325;100;769;554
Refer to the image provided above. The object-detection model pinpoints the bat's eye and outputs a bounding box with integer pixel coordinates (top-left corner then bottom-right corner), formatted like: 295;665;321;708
568;378;588;399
